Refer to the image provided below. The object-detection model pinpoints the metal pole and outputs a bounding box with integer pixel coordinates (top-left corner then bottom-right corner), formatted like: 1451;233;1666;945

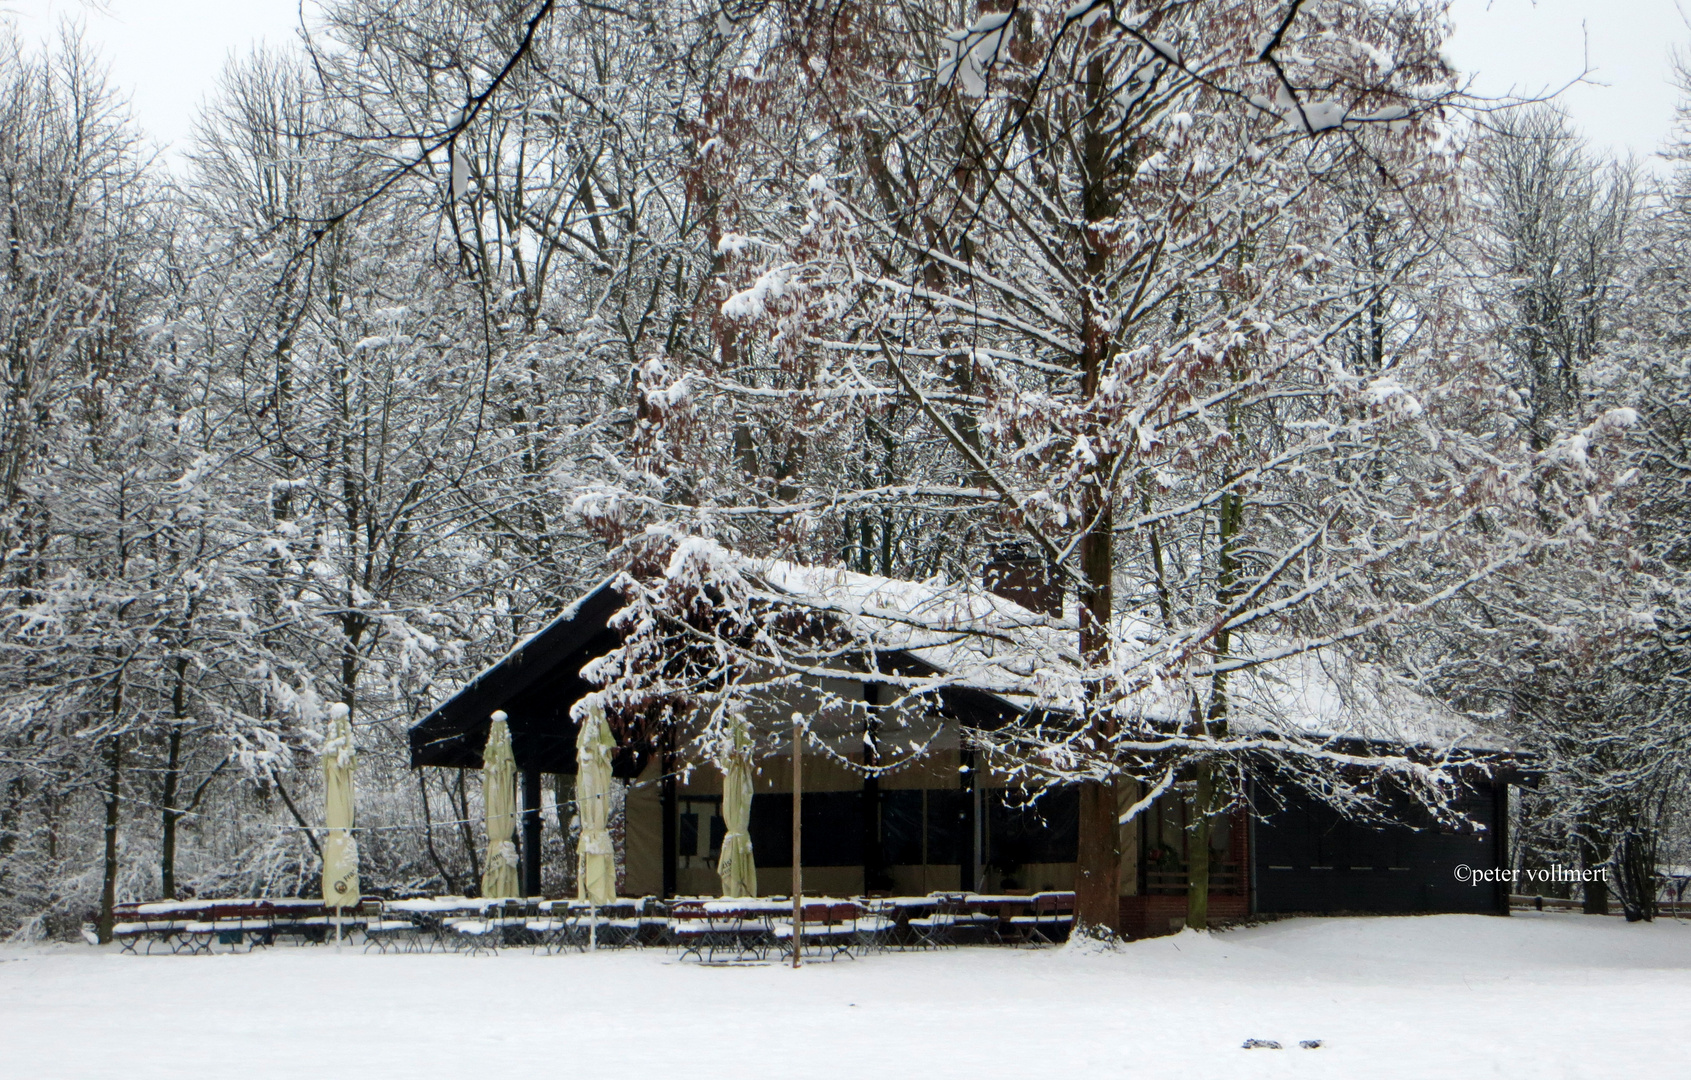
792;715;803;969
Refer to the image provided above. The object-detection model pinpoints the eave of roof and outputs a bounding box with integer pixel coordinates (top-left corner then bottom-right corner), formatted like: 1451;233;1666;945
411;549;1509;771
408;574;1030;771
407;577;623;771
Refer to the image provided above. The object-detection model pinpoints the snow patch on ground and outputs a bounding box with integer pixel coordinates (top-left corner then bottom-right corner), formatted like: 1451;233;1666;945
2;914;1686;1078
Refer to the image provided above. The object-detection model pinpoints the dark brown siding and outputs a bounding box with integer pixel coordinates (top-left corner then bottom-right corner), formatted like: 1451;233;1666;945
1252;780;1506;915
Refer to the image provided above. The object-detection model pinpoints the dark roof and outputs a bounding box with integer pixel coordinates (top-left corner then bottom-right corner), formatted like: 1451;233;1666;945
408;576;1026;775
408;578;623;773
409;572;1523;787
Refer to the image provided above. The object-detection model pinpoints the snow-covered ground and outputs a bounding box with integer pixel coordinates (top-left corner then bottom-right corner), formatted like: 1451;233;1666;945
3;913;1686;1078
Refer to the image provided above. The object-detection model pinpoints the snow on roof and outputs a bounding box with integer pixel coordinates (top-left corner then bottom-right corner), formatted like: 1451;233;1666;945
446;534;1490;753
725;546;1489;752
476;574;618;681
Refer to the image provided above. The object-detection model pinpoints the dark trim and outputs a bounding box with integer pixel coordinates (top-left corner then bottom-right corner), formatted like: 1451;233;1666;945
1247;774;1259;916
959;748;977;892
661;732;677;899
521;768;542;896
408;579;624;772
863;678;887;892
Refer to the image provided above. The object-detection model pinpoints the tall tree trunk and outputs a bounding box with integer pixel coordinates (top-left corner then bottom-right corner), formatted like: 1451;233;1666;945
96;735;123;944
159;657;189;900
272;776;322;860
1579;825;1609;915
554;772;577;894
1189;485;1243;930
159;725;182;900
1074;454;1119;930
0;775;26;898
1071;19;1121;937
418;771;457;894
1186;761;1215;931
1076;776;1120;932
1615;827;1655;922
455;769;482;886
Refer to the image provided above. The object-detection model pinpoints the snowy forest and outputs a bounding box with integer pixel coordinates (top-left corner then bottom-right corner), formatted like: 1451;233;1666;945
2;0;1688;941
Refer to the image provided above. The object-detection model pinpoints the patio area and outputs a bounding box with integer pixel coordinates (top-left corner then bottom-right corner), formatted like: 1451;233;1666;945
5;914;1688;1079
108;890;1078;960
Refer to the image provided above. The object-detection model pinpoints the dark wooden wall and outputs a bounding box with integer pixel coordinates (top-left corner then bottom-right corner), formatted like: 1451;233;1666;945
1252;779;1509;915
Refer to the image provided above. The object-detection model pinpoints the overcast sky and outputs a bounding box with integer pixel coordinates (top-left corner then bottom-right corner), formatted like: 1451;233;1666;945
3;0;1689;167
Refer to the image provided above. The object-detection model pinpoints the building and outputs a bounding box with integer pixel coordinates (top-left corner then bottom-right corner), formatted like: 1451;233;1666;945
410;545;1515;935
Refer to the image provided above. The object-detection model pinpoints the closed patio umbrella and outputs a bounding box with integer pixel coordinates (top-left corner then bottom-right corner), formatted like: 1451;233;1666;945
481;712;521;899
575;698;616;905
320;704;361;922
717;710;757;897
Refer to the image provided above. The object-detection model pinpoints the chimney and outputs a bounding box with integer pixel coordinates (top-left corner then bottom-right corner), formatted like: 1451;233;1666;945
982;543;1061;617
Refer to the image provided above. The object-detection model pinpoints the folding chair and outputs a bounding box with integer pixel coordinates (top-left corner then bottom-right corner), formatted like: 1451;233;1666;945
908;894;967;949
1008;891;1075;945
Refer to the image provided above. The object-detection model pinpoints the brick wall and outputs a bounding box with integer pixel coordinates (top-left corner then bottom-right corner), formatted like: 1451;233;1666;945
1120;890;1250;938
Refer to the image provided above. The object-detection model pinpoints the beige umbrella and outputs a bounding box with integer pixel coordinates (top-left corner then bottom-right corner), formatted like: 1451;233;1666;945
575;698;616;905
481;712;521;899
717;710;757;897
320;703;361;916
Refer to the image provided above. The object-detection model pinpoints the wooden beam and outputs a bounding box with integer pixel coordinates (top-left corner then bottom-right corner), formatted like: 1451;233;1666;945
661;730;678;899
792;716;803;969
862;678;883;894
960;748;978;892
521;767;542;897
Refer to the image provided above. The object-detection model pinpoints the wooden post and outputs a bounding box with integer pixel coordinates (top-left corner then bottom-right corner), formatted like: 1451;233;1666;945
96;734;122;945
661;729;678;899
521;767;543;897
959;748;977;893
792;715;803;969
862;678;882;894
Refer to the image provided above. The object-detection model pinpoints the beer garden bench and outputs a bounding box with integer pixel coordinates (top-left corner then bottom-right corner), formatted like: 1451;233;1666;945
112;897;384;953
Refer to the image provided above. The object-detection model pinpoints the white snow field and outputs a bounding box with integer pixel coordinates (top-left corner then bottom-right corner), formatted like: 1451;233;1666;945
3;913;1686;1079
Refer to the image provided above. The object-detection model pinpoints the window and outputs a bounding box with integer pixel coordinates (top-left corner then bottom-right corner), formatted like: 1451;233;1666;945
925;789;969;866
677;796;722;869
881;789;924;865
1140;788;1241;894
987;787;1079;870
748;791;866;867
